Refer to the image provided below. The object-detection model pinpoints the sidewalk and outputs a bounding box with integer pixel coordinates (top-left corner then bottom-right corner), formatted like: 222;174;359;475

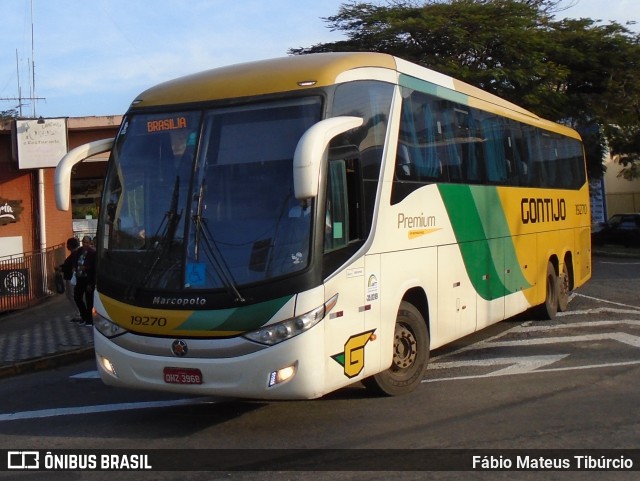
0;244;639;380
0;294;94;379
592;244;640;259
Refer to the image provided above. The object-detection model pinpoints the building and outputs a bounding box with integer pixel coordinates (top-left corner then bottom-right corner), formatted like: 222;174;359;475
602;156;640;217
0;115;120;310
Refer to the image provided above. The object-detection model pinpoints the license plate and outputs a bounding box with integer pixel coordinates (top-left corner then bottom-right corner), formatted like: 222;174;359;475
163;367;203;385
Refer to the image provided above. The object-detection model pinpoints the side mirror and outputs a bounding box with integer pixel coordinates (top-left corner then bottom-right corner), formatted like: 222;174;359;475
293;116;363;200
54;138;115;211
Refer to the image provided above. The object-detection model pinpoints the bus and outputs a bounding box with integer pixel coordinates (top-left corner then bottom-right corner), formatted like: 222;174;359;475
54;52;591;400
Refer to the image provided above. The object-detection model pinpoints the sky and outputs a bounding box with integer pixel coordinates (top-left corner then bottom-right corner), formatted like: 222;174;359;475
0;0;637;119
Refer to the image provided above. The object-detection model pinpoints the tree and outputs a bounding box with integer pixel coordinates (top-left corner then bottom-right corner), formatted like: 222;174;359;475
0;108;18;120
545;18;640;178
290;0;640;179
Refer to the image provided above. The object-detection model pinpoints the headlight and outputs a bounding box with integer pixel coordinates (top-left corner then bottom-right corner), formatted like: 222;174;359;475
94;313;129;339
243;294;338;346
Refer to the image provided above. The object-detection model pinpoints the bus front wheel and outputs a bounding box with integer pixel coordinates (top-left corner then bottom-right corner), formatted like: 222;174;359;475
363;301;429;396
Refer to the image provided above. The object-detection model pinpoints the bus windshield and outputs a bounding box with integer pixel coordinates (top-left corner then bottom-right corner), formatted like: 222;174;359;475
99;97;322;297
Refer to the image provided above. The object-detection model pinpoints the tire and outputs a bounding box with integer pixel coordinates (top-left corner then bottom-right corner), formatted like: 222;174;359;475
557;261;570;312
536;261;558;320
363;301;429;396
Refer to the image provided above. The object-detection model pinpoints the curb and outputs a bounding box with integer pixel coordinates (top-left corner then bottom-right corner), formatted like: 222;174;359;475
0;346;95;380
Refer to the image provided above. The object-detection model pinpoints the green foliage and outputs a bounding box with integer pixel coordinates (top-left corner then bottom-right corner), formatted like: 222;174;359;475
291;0;640;180
0;108;18;120
606;124;640;179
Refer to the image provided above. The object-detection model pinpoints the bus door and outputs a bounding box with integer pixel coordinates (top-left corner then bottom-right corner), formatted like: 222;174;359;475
322;158;379;392
323;258;367;393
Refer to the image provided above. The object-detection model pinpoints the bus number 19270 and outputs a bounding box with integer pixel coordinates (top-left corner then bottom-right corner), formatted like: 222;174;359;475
130;316;168;327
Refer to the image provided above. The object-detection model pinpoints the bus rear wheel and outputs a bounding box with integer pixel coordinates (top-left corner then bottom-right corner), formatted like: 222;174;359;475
537;261;559;320
557;261;571;312
363;301;429;396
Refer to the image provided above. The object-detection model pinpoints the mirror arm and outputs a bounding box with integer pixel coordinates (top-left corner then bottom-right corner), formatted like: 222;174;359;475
54;138;115;211
293;116;363;200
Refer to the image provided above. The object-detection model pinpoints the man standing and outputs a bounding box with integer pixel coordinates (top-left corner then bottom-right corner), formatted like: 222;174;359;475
74;236;97;326
58;237;82;323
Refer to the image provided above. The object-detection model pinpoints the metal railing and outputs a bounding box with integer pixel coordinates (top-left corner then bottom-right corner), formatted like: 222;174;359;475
0;244;66;313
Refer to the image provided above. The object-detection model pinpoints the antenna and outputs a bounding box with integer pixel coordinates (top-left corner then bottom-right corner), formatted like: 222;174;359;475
30;0;37;117
0;0;45;117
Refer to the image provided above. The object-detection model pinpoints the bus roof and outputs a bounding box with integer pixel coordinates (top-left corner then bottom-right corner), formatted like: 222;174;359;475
132;52;395;107
131;52;579;140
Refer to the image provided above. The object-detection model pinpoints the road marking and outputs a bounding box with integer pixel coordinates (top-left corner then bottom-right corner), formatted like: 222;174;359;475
428;304;640;382
70;370;100;380
599;261;640;266
514;320;640;331
572;293;640;311
559;308;640;316
427;354;567;376
424;359;640;383
476;332;640;349
432;324;640;358
427;330;640;383
0;397;218;422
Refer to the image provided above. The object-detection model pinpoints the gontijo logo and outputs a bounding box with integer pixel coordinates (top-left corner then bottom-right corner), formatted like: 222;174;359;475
521;197;566;224
331;330;376;378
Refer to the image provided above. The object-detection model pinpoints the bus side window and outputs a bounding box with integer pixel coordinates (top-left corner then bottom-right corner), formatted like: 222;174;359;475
508;124;529;186
396;143;413;180
481;115;508;184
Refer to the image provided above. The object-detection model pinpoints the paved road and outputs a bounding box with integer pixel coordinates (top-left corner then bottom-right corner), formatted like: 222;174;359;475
0;254;639;480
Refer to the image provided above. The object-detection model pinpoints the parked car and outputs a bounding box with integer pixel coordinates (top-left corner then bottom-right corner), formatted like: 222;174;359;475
592;213;640;247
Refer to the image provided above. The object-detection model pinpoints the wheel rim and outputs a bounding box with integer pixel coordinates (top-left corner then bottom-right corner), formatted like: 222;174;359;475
392;322;418;370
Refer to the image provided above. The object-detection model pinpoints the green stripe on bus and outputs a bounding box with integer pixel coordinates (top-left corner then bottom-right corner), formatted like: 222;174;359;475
176;295;293;332
399;74;469;105
470;186;531;294
438;184;530;300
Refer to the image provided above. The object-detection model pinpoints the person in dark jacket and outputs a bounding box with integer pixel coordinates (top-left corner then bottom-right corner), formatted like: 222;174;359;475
58;237;82;323
73;236;97;326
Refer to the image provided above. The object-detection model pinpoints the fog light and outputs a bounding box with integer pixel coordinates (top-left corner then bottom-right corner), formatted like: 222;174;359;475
268;363;297;387
99;355;117;378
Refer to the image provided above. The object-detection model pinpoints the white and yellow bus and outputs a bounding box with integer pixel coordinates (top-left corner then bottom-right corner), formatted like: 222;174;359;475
55;52;591;399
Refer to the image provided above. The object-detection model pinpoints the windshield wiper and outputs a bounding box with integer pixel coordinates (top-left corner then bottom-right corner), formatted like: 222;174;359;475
125;176;183;298
192;179;246;303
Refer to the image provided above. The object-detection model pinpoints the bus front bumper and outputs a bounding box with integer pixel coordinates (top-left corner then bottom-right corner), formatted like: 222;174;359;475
93;329;327;400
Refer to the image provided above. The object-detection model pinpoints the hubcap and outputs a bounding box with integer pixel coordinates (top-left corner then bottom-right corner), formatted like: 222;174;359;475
393;323;417;369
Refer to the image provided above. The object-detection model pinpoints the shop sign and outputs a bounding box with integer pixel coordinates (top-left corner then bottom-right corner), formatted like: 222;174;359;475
14;118;68;169
0;269;29;295
0;198;23;226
